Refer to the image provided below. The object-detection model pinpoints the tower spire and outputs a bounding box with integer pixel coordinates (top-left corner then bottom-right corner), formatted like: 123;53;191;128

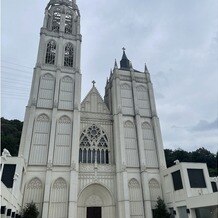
120;47;130;69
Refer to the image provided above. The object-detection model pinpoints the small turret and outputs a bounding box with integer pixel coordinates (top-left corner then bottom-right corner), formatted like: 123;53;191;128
114;59;118;70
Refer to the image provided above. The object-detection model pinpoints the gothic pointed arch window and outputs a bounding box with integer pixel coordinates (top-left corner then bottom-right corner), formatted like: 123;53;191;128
128;178;144;217
53;116;72;166
79;124;109;164
49;178;68;218
64;43;74;67
23;178;44;216
52;8;61;32
142;122;158;168
65;13;73;34
149;179;162;209
45;40;56;65
29;114;51;165
124;120;139;167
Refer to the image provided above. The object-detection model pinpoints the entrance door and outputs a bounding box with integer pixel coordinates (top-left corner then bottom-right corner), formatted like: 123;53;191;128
87;207;101;218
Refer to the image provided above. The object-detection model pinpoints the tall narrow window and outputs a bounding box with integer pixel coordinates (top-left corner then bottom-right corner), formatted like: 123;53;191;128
79;149;82;163
65;14;73;34
79;124;110;164
49;178;68;218
52;9;61;32
97;150;100;164
64;43;74;67
45;41;56;65
88;149;92;163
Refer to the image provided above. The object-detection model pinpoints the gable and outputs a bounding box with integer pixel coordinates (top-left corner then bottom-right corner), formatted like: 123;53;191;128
81;86;110;114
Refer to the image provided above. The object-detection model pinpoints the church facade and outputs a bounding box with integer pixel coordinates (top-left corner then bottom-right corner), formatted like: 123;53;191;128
3;0;168;218
2;1;218;218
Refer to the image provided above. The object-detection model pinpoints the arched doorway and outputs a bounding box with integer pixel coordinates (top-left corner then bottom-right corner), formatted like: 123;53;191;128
77;184;115;218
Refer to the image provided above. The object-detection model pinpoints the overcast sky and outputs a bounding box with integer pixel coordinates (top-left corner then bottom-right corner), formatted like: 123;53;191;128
1;0;218;153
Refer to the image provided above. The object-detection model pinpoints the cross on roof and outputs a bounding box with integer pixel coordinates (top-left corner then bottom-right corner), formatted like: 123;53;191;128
92;80;96;86
122;47;126;52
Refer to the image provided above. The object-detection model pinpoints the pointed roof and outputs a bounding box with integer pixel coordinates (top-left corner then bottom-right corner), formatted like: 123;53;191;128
120;48;130;70
81;84;110;114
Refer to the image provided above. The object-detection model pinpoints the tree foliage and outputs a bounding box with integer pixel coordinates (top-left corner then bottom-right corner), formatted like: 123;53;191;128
1;117;23;156
21;202;39;218
153;197;170;218
1;117;217;176
164;148;217;177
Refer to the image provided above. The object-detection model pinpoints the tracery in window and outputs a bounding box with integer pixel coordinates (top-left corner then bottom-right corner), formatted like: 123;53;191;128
79;124;109;164
45;41;56;65
64;43;74;67
52;9;61;32
65;14;73;34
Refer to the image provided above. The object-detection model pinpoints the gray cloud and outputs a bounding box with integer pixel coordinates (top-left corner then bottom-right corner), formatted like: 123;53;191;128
1;0;218;153
191;118;218;132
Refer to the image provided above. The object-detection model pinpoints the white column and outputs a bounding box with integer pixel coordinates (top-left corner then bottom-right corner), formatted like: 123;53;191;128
75;39;81;70
68;109;80;218
23;106;36;163
28;67;41;107
43;10;49;28
47;108;58;164
57;38;64;68
135;115;152;218
152;117;166;169
74;72;82;110
112;74;131;218
36;34;46;66
42;170;52;218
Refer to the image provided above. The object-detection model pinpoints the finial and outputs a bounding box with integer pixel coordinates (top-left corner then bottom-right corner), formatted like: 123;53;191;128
114;59;118;69
129;61;133;69
122;47;126;52
92;80;96;86
144;62;149;73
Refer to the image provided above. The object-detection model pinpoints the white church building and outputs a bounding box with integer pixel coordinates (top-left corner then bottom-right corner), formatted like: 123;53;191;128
1;1;217;218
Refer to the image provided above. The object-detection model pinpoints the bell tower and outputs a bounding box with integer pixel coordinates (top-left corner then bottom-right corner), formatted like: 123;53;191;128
18;1;82;217
105;49;166;218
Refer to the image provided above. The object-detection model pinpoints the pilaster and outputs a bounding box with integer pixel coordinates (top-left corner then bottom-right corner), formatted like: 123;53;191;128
111;74;131;218
42;170;52;218
68;109;80;218
23;106;36;163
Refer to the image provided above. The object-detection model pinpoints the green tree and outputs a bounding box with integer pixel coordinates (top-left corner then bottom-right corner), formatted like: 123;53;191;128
153;197;170;218
1;117;23;156
21;202;39;218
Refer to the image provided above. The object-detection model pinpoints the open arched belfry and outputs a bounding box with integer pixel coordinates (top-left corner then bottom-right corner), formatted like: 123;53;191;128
18;0;167;217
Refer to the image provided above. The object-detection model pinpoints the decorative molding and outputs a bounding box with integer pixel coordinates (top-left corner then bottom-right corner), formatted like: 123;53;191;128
124;120;134;128
80;112;113;121
27;178;43;189
58;115;71;124
129;178;140;188
70;161;77;171
37;114;49;122
79;164;115;173
120;75;131;81
135;77;147;83
53;178;67;189
53;100;58;108
140;164;147;173
62;76;73;82
47;160;53;170
142;122;151;129
120;163;127;172
85;195;103;207
32;98;37;106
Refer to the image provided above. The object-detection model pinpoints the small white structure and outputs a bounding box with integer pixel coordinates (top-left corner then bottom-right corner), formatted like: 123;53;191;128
1;1;217;218
162;162;218;218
